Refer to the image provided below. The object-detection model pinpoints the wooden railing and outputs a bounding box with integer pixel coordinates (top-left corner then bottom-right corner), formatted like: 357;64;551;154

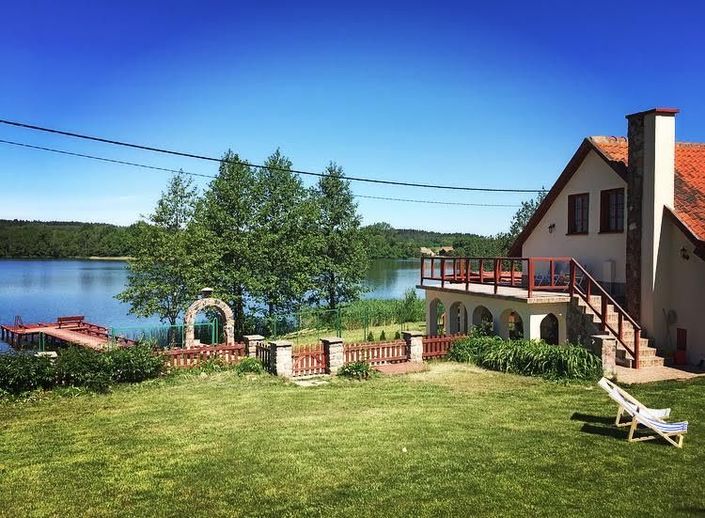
164;343;246;368
344;340;409;365
569;259;640;367
422;334;464;359
420;257;573;297
256;342;271;372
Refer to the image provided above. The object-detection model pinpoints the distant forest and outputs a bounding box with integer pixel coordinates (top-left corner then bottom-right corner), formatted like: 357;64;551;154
0;219;509;259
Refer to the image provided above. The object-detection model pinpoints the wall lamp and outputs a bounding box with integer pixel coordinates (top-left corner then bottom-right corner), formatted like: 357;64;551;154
548;223;556;234
680;247;690;261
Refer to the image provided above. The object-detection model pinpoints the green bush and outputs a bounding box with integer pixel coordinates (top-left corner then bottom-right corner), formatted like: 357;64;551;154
379;330;386;341
394;330;401;340
234;357;264;375
107;343;163;383
338;361;375;380
448;337;602;381
0;354;55;394
55;347;113;392
367;331;375;342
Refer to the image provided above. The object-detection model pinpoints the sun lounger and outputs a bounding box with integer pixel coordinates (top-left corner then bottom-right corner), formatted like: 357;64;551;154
598;377;687;448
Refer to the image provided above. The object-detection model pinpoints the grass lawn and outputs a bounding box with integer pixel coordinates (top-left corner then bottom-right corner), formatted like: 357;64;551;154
281;321;426;346
1;363;703;517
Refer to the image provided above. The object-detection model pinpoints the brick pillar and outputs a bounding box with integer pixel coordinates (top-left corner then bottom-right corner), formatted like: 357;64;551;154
403;331;424;363
243;334;264;358
321;336;345;375
592;335;617;378
269;340;293;378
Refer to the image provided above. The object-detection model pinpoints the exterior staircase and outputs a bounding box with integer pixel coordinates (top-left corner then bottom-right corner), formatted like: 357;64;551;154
573;294;665;369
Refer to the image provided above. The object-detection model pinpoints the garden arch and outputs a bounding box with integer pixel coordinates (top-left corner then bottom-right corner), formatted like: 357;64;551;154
499;309;524;340
540;313;559;345
472;305;494;334
448;301;468;334
184;290;235;348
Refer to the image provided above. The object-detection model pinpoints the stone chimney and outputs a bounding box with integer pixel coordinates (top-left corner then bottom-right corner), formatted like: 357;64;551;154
625;108;678;335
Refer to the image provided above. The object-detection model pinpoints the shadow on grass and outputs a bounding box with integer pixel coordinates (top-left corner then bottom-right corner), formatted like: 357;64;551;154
570;412;614;425
579;423;625;441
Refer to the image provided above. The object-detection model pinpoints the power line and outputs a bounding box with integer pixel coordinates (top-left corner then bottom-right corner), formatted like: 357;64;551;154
0;138;521;208
0;118;545;194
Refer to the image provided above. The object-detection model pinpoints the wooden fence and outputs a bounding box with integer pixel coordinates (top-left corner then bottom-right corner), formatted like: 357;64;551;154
292;343;327;376
343;339;409;365
422;334;464;359
164;343;246;368
256;342;271;372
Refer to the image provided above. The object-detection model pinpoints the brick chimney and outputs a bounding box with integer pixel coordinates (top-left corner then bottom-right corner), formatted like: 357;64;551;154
625;107;678;335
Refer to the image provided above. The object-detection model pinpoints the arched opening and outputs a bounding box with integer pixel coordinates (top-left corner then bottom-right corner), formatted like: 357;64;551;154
471;305;494;336
184;292;235;348
448;302;468;334
540;313;559;345
500;309;524;340
428;298;446;336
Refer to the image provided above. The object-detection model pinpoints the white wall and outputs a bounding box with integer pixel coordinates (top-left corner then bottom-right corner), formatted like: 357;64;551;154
657;218;705;365
522;150;627;284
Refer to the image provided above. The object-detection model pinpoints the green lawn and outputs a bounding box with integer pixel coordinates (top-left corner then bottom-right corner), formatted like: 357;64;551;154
1;364;703;517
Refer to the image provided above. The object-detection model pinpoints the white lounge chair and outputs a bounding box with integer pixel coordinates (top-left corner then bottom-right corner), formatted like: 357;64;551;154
598;377;688;448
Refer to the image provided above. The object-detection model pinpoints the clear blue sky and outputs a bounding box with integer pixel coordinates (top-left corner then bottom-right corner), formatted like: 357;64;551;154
1;1;704;234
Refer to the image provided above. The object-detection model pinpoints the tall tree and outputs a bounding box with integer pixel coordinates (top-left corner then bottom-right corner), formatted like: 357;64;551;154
499;190;547;251
311;163;368;309
251;149;320;317
188;151;259;338
116;172;199;325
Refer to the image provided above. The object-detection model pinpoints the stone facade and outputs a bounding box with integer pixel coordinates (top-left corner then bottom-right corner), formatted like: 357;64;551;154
590;335;617;378
270;340;293;378
403;331;424;363
183;295;236;348
243;334;265;358
625;112;645;322
321;337;345;375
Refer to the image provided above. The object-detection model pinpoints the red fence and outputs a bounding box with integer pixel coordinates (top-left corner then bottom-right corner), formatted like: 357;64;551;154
422;334;464;359
292;343;327;376
164;343;246;368
344;340;409;365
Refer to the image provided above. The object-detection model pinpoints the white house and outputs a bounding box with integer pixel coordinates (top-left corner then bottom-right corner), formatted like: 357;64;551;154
419;108;705;369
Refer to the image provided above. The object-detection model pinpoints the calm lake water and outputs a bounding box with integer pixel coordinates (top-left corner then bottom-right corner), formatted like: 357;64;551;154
0;258;421;349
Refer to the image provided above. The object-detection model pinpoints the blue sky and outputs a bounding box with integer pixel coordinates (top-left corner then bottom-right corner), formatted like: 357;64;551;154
1;1;704;234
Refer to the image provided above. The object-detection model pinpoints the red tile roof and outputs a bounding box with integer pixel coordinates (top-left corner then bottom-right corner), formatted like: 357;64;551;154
590;136;705;242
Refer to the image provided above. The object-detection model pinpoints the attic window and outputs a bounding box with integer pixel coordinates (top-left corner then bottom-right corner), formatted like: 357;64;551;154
600;188;625;233
568;193;589;235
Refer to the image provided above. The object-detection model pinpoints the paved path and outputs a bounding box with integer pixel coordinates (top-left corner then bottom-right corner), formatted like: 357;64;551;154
375;362;428;375
615;364;705;384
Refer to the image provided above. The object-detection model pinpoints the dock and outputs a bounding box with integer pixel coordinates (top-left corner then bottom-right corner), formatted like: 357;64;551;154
1;316;135;350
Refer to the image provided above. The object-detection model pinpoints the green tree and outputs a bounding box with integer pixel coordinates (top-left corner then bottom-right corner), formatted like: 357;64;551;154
116;172;199;325
311;163;368;310
499;191;547;251
251;149;320;317
188;151;259;338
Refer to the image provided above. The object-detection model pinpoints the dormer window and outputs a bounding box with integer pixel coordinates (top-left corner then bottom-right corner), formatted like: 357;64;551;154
600;188;625;233
568;193;589;235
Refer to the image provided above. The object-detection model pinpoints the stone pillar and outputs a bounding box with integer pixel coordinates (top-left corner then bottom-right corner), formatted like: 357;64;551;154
243;335;265;358
591;335;617;378
321;336;345;375
403;331;424;363
269;340;293;378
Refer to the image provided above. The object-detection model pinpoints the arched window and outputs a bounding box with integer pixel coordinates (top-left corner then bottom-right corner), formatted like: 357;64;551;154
540;313;559;345
428;298;446;336
448;302;468;334
471;305;494;335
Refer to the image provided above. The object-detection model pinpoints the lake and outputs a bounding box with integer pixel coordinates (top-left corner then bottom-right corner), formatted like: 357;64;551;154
0;258;421;349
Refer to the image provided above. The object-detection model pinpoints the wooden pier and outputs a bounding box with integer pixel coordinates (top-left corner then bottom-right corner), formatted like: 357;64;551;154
1;316;135;350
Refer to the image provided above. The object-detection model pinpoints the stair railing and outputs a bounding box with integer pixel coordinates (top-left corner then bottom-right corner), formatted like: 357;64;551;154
569;259;640;368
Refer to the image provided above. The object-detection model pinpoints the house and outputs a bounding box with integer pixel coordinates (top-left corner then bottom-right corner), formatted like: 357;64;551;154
420;247;435;256
419;108;705;369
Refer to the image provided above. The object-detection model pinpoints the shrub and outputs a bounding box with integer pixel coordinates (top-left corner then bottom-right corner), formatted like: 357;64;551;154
448;337;602;381
338;361;374;380
55;347;113;392
379;330;386;341
394;330;401;340
0;353;55;394
234;357;264;375
367;331;375;342
107;343;163;383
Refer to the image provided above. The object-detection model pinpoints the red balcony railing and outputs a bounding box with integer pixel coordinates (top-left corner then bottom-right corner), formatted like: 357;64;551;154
420;256;573;298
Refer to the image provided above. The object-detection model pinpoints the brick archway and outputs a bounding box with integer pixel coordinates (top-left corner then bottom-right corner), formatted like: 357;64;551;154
184;296;235;348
